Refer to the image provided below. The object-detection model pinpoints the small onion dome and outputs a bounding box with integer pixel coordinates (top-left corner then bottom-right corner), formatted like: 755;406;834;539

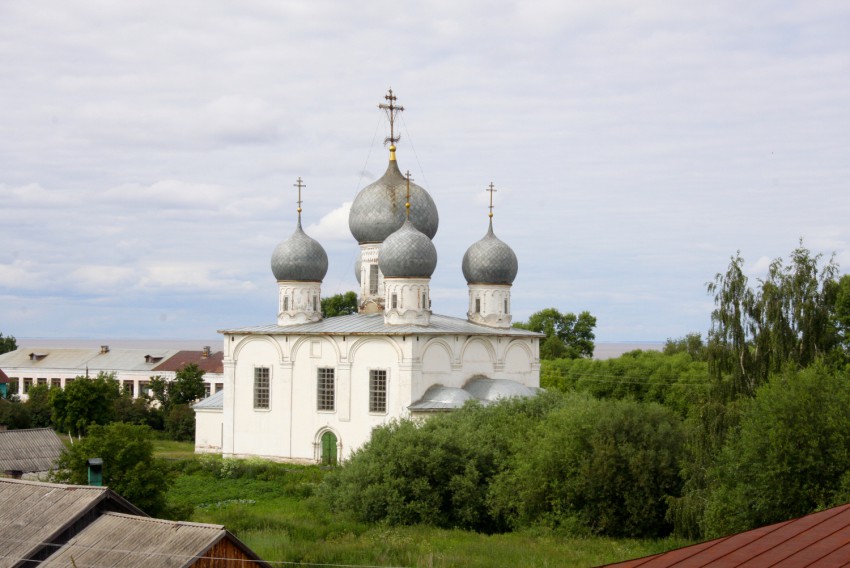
461;220;518;285
349;159;439;244
378;219;437;278
270;219;329;282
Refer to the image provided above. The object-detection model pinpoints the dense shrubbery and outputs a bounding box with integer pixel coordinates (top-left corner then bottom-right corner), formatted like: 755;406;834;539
321;392;686;537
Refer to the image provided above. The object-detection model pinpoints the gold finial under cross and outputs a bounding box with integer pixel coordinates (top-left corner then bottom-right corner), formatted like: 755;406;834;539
405;170;413;220
294;177;305;216
379;88;405;147
486;182;497;218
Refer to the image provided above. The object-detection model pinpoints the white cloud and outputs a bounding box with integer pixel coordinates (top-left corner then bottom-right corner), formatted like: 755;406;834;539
307;202;353;243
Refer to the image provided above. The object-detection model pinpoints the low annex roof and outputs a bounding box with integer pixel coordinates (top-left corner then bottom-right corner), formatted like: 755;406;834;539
219;312;543;338
0;428;65;473
603;502;850;567
409;377;540;412
192;389;224;410
0;479;145;568
39;512;270;568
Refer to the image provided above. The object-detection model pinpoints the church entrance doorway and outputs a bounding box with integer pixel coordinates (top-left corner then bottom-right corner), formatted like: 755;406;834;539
321;431;337;465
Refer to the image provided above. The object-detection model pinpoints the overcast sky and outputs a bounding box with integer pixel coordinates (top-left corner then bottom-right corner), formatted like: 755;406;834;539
2;1;849;343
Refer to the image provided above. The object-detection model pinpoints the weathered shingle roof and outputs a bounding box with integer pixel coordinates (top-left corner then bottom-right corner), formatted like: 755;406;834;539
602;502;850;567
220;312;543;337
40;512;270;568
0;479;145;568
0;428;65;473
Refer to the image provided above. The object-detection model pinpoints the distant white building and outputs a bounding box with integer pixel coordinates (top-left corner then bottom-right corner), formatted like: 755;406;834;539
197;91;542;463
0;346;223;401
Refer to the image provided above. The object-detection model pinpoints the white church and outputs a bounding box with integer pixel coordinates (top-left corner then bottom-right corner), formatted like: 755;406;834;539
194;91;542;464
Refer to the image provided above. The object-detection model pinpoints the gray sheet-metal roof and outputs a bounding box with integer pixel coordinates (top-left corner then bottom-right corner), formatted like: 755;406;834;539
0;428;65;473
409;377;539;411
220;312;543;337
0;348;180;373
193;389;224;410
0;479;145;568
40;512;270;568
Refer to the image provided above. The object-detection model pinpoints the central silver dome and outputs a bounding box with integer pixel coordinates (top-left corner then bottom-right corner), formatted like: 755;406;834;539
462;220;518;285
271;220;329;282
379;219;437;278
349;159;439;244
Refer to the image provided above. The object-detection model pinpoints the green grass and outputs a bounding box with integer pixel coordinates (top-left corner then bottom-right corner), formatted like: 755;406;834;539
163;456;690;567
152;439;195;459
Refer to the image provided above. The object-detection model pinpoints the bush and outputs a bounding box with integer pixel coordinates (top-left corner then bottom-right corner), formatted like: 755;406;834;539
701;363;850;537
165;404;196;441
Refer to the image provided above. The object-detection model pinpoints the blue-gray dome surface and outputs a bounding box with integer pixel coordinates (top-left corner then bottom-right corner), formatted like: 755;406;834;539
461;220;518;285
378;219;437;278
349;159;439;244
270;220;329;282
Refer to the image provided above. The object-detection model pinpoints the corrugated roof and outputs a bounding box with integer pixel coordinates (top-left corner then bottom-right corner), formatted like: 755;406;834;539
40;512;270;568
0;479;145;568
193;389;224;410
0;428;65;473
602;502;850;567
219;312;544;337
153;350;224;374
0;348;180;373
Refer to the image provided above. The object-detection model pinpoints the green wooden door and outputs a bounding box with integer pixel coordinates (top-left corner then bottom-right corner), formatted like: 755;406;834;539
321;431;337;465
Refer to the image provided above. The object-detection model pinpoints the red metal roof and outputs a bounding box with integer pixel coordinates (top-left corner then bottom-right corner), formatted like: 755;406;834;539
602;503;850;567
152;350;223;374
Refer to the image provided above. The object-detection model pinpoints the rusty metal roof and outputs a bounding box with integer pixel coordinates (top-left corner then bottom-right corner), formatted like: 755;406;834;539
152;350;224;374
40;512;270;568
0;479;145;568
602;502;850;567
0;428;65;473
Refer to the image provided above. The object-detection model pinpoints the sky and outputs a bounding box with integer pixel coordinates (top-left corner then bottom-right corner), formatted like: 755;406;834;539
1;1;849;343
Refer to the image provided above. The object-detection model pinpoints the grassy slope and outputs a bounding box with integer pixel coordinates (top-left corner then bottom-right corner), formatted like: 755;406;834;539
161;449;689;568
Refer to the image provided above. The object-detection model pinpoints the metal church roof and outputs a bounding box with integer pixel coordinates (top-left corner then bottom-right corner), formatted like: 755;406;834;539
193;389;224;410
602;502;850;567
220;312;543;337
0;428;65;473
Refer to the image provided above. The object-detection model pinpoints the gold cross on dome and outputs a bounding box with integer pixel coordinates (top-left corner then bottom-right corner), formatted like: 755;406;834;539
379;88;405;147
486;182;497;218
294;177;305;215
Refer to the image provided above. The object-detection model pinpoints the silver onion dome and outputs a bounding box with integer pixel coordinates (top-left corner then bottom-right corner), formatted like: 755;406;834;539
462;220;518;285
379;219;437;278
270;219;329;282
349;159;439;244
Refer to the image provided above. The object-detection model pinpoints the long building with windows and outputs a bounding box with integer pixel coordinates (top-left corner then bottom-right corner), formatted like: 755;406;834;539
0;346;224;400
197;91;543;464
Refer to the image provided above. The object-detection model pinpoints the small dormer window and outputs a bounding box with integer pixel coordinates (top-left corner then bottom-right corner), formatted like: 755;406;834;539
145;355;164;364
29;353;47;361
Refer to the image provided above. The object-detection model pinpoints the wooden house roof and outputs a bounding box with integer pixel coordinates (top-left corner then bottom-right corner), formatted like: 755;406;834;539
0;428;65;473
40;512;270;568
603;502;850;567
0;479;145;568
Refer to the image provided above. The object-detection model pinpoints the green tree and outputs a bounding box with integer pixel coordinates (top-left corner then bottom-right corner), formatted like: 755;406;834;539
514;308;596;359
171;364;206;406
50;373;120;437
321;291;359;318
24;384;52;427
0;332;16;355
663;333;707;361
833;274;850;356
52;422;171;515
0;398;32;429
702;363;850;537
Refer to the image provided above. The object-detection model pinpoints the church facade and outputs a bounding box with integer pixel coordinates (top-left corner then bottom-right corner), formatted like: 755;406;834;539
195;92;541;463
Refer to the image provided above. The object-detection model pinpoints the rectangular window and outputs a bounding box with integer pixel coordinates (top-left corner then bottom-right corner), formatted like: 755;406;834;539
123;380;134;397
283;296;289;311
139;381;149;396
391;293;398;309
254;367;270;409
204;384;211;398
37;377;47;386
51;378;61;389
317;368;335;411
23;378;32;393
369;265;379;295
475;298;481;313
215;382;224;393
504;299;508;313
369;369;387;413
313;295;318;311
